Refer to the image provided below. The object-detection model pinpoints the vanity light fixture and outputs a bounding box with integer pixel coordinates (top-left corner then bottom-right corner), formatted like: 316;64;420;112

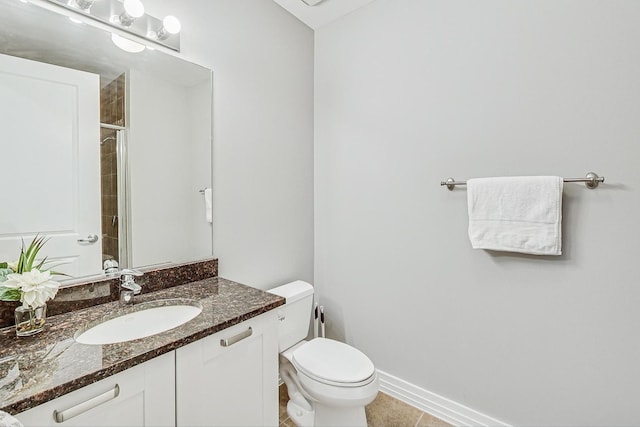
68;0;94;12
40;0;181;51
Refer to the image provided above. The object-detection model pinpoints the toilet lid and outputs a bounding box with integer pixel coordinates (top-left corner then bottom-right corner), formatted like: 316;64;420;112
292;338;375;385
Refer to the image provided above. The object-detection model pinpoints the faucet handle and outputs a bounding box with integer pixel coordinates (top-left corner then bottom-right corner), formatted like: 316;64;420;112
119;269;143;295
120;269;143;278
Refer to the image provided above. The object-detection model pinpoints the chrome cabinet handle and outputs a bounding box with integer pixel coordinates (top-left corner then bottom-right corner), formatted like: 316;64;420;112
220;327;253;347
77;234;99;243
53;384;120;423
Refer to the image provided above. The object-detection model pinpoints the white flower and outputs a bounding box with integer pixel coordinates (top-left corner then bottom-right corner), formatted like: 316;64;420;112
3;269;60;309
7;261;18;272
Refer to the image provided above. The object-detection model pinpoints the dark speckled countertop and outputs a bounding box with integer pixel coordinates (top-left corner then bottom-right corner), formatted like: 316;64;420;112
0;277;284;414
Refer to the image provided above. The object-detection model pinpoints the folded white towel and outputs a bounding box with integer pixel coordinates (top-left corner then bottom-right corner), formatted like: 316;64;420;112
467;176;563;255
204;188;212;223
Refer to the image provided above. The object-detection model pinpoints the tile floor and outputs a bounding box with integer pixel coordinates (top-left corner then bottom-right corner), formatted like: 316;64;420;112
279;384;452;427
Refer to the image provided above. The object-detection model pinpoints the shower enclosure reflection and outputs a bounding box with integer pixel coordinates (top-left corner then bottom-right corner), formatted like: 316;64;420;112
100;73;127;268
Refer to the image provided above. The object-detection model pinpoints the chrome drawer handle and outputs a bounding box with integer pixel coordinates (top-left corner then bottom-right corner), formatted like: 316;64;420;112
220;327;253;347
53;384;120;423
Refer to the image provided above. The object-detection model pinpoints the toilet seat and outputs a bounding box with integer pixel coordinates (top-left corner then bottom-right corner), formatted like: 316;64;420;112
292;338;376;388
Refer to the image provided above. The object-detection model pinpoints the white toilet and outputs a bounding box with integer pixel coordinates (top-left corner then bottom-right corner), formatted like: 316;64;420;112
269;281;378;427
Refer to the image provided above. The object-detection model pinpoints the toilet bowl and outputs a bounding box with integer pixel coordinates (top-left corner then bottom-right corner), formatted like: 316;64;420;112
270;281;378;427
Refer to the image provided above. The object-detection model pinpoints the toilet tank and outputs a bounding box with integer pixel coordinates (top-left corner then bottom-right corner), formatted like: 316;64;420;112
269;280;314;352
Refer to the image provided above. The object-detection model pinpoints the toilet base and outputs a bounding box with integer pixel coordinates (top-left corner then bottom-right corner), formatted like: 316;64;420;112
314;403;367;427
287;400;315;427
287;400;367;427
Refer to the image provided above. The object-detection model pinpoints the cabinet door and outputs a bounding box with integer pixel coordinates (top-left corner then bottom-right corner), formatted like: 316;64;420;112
16;352;175;427
176;312;279;427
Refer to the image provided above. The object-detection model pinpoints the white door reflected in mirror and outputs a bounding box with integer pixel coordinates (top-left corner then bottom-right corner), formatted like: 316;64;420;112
0;53;101;277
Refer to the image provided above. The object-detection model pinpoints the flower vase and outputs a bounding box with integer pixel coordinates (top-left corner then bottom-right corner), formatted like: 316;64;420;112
15;304;47;336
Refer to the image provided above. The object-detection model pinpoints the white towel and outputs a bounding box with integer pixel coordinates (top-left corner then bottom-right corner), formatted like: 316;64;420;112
204;188;212;223
467;176;563;255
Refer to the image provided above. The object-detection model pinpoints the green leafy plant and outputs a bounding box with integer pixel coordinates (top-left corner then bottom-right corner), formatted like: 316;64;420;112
0;235;62;307
16;235;51;274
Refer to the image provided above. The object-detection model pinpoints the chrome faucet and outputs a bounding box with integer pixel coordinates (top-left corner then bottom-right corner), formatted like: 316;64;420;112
119;269;144;304
103;259;119;275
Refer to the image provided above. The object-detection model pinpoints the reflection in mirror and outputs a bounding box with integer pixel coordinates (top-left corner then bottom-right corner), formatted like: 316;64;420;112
0;0;213;281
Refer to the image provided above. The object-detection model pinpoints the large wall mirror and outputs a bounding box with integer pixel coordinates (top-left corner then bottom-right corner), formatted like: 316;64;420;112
0;0;213;280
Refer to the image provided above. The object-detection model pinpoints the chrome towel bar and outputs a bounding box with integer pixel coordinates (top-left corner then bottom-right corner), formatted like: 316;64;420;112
440;172;604;190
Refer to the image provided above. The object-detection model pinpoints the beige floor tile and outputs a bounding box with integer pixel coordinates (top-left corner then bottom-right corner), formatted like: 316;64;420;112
280;384;448;427
365;392;423;427
415;412;453;427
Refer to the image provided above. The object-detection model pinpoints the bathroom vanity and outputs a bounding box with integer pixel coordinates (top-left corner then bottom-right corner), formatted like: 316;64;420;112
0;2;283;425
0;262;284;427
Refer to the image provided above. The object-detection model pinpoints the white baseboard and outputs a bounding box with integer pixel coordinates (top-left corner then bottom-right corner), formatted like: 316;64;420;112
376;369;511;427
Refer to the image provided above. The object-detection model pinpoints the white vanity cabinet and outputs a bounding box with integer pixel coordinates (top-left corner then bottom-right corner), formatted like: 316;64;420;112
175;311;279;427
12;311;279;427
16;352;175;427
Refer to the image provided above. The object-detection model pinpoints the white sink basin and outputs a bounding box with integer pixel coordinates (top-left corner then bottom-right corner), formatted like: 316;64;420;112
75;300;203;345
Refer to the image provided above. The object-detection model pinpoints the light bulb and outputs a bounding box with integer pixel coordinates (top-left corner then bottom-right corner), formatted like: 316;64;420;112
154;15;181;40
162;15;181;34
123;0;144;18
117;0;144;26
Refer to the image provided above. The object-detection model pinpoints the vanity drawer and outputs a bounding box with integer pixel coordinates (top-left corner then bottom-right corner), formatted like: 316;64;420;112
16;352;174;427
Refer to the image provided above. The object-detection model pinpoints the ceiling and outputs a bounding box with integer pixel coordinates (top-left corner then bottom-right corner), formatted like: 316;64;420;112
272;0;377;29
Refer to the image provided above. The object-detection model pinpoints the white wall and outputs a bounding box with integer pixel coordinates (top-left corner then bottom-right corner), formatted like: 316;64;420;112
315;1;640;425
187;79;215;259
143;0;315;288
129;69;211;268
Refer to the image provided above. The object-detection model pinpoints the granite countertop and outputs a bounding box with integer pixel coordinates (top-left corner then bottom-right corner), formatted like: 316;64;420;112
0;277;285;414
